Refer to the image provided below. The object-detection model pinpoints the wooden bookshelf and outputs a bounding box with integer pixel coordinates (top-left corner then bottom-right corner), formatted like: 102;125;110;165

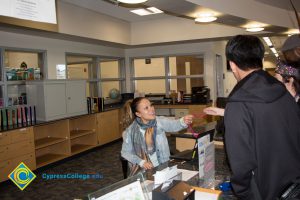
70;130;95;139
35;137;67;149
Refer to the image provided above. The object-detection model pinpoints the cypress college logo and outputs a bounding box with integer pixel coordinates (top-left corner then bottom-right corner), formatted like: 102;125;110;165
8;162;36;190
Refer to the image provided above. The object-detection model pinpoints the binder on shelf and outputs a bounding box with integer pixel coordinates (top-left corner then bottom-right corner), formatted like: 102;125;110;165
87;97;91;114
12;108;16;126
98;97;104;112
93;97;98;113
29;106;32;125
5;109;8;127
0;109;3;128
33;106;37;124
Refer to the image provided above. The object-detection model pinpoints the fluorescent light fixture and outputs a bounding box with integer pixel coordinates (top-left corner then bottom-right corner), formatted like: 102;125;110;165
263;37;273;47
246;27;264;32
270;47;277;54
195;13;217;23
130;9;152;16
118;0;148;4
131;7;163;16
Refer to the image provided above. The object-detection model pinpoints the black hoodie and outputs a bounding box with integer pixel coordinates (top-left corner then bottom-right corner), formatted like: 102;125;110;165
224;70;300;200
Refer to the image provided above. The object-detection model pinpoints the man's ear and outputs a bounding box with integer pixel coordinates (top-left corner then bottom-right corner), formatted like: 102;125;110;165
229;61;237;72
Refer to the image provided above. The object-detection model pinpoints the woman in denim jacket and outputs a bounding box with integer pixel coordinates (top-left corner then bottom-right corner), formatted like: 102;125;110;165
121;97;193;176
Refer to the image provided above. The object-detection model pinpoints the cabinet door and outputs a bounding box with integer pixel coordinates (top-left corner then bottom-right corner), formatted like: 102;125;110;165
66;81;87;116
44;82;67;120
97;110;120;145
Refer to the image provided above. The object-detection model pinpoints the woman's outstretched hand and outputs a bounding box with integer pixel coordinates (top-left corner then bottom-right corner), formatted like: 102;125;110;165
183;115;194;125
203;107;225;116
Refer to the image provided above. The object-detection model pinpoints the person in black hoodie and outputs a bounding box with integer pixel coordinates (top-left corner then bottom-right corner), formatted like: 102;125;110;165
224;35;300;200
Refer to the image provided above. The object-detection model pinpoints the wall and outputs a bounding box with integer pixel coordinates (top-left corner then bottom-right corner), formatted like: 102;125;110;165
57;1;131;45
0;31;124;79
130;17;246;45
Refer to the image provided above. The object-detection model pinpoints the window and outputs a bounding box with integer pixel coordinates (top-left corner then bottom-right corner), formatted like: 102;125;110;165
100;59;125;99
66;54;125;99
133;58;165;77
131;55;204;95
5;49;45;81
169;55;204;94
132;57;165;94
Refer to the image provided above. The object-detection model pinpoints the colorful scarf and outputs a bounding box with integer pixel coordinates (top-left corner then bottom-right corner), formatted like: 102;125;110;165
129;118;157;176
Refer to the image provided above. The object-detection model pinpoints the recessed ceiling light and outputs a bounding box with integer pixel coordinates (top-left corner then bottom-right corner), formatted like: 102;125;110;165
131;7;163;16
118;0;148;4
147;7;164;14
246;27;264;32
195;13;217;23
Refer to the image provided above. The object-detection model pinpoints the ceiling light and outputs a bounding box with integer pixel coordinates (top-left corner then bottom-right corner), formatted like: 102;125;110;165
147;7;164;14
131;7;163;16
270;47;277;54
130;9;152;16
118;0;148;4
195;13;217;23
246;27;264;32
263;37;273;47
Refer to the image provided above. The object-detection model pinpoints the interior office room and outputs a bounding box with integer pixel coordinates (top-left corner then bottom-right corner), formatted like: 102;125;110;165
0;0;299;199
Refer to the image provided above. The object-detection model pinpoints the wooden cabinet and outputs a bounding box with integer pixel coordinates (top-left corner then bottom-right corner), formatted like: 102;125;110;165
69;115;97;155
0;108;123;183
96;110;121;145
33;120;70;168
26;80;87;121
0;127;35;182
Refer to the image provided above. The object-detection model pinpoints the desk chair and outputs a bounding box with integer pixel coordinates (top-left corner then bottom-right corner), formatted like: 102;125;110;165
119;154;128;179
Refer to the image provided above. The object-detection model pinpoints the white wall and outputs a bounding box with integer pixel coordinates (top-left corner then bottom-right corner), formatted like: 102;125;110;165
57;1;131;44
131;17;246;45
0;31;124;78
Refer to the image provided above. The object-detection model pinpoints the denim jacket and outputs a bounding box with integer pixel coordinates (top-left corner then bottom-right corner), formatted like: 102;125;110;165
121;116;187;166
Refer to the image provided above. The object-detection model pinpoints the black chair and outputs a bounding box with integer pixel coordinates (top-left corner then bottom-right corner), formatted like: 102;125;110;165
119;154;128;179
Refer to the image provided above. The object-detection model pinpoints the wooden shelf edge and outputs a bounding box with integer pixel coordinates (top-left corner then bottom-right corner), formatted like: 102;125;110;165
36;153;68;168
71;144;96;155
35;137;67;149
70;130;95;139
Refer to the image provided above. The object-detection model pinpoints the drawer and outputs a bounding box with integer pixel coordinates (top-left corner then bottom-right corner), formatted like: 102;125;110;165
0;132;11;146
7;140;34;158
0;145;9;161
9;127;33;143
11;153;36;171
0;160;12;182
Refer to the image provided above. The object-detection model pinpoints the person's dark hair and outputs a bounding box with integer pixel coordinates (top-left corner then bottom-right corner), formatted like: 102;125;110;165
130;97;146;117
226;35;265;70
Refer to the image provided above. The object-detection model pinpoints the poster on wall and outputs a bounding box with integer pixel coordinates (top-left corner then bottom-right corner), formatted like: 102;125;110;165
0;0;57;24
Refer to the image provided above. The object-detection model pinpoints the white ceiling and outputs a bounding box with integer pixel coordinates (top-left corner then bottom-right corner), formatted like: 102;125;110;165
60;0;300;57
255;0;300;11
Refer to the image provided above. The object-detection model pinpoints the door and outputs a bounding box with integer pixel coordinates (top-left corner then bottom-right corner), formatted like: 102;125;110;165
215;55;224;97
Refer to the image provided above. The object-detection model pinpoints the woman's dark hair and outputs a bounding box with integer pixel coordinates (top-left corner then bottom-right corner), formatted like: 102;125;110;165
226;35;265;70
130;97;147;117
